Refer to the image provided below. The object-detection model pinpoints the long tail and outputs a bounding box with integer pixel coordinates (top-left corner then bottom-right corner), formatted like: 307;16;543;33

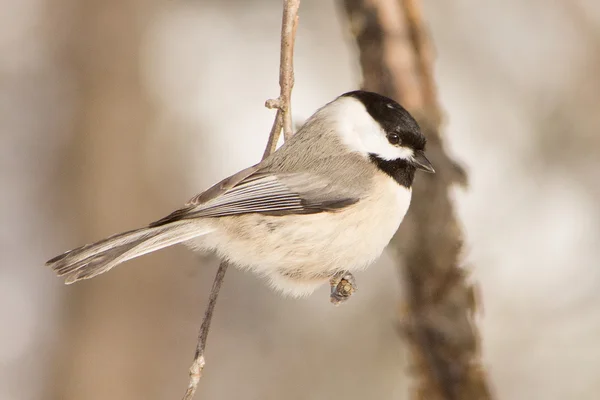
46;222;211;284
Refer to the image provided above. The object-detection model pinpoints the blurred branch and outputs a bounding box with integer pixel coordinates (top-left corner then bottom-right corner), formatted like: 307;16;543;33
402;0;441;122
344;0;490;399
181;1;301;399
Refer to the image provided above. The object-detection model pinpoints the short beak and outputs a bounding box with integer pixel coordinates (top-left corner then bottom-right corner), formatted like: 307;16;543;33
413;150;435;173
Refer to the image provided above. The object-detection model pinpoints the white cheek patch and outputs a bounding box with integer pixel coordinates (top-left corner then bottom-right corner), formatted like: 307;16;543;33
330;97;414;161
360;135;414;161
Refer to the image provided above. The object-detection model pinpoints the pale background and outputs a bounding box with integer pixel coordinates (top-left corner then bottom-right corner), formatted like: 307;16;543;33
2;0;600;399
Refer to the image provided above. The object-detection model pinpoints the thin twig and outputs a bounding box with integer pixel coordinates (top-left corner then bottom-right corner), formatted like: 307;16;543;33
181;1;301;399
264;0;300;157
181;262;228;400
264;109;284;159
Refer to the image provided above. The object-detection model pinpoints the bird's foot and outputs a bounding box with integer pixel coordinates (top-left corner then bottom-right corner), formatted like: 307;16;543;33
329;271;357;305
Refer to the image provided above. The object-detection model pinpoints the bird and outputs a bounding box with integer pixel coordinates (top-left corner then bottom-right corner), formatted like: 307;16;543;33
45;90;434;299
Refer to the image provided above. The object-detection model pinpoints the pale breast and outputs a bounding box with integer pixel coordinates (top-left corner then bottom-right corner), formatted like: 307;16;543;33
343;173;412;269
196;173;412;282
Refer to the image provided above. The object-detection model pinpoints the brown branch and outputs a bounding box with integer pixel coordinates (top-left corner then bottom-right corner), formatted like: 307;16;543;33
344;0;490;399
181;1;301;399
401;0;441;123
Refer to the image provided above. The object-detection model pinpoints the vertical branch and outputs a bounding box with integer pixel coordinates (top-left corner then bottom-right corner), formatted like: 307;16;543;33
181;1;301;399
264;0;301;157
345;0;422;108
401;0;441;120
344;1;491;399
279;0;300;140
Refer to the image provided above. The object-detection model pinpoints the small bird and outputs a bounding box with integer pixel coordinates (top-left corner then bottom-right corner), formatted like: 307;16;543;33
46;90;434;299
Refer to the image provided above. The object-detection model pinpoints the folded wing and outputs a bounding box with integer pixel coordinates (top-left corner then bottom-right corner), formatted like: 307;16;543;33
150;170;360;226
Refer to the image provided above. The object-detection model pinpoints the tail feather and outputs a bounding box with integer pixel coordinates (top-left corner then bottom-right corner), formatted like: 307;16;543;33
46;222;211;284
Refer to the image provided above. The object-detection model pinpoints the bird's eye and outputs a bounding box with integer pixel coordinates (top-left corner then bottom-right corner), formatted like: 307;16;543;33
387;133;400;145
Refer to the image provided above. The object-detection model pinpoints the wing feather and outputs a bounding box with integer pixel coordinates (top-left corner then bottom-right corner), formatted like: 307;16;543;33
149;170;359;227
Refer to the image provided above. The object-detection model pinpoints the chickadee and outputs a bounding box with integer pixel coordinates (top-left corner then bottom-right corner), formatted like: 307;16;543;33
46;90;434;298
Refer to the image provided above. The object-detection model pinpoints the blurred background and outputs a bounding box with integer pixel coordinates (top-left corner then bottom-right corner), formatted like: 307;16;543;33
2;0;600;399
